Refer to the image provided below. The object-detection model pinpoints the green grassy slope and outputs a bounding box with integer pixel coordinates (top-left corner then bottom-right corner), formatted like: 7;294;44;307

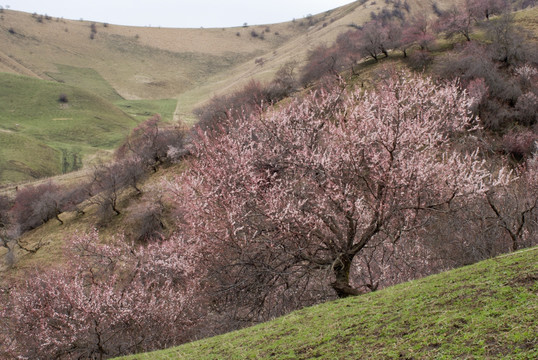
119;247;538;360
46;64;124;102
0;131;60;183
514;6;538;39
0;72;138;183
114;98;178;123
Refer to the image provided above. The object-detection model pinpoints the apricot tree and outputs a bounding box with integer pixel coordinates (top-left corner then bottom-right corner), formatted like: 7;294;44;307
170;72;508;307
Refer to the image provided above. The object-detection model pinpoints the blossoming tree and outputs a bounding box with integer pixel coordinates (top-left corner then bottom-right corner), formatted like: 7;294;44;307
169;72;509;307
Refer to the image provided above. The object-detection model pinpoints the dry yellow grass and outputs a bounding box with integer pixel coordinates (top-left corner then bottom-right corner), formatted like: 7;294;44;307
0;0;453;108
0;9;307;100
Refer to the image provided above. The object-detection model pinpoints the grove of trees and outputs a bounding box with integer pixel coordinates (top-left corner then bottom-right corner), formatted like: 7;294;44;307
1;230;202;359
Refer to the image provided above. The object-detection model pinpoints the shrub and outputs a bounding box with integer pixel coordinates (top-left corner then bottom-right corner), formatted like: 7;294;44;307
515;92;538;126
481;155;538;252
433;42;530;129
10;183;64;233
0;195;11;231
116;114;185;171
486;13;538;67
300;44;341;86
502;129;537;160
515;64;538;91
466;77;489;116
87;163;126;221
266;61;299;100
401;15;436;55
193;80;269;134
407;49;433;71
58;93;68;103
60;184;89;215
126;200;166;244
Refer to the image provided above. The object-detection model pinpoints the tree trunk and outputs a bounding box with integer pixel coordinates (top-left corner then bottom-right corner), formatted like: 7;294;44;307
382;48;388;58
331;254;361;298
112;202;121;216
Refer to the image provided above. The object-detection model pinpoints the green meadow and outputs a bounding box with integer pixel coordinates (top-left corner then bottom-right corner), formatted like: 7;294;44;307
0;72;178;183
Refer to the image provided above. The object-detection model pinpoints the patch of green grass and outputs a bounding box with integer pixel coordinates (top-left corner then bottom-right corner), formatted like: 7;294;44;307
45;66;179;123
46;64;123;102
118;247;538;360
0;72;138;183
114;99;178;123
513;6;538;40
0;131;60;183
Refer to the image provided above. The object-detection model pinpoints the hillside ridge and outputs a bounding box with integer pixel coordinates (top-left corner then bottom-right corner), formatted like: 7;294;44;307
0;1;449;101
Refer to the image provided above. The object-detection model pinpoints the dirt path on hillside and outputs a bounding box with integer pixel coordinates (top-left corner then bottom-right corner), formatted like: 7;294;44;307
173;98;182;124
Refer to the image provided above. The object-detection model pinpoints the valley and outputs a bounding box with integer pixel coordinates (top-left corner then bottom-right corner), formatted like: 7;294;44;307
0;1;536;359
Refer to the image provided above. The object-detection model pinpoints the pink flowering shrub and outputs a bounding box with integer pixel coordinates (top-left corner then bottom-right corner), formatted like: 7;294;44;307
0;230;203;359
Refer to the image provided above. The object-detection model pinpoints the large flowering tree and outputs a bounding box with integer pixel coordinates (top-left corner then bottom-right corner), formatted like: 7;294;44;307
170;72;508;306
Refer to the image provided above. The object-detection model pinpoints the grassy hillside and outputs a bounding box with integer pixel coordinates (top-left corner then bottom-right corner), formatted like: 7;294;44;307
0;1;460;179
0;8;306;100
46;64;124;101
114;98;178;123
119;247;538;360
0;72;138;183
0;69;179;184
0;1;455;105
0;131;60;183
513;6;538;38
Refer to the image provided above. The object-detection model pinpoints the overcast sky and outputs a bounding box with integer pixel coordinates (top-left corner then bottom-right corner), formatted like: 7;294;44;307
7;1;356;28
